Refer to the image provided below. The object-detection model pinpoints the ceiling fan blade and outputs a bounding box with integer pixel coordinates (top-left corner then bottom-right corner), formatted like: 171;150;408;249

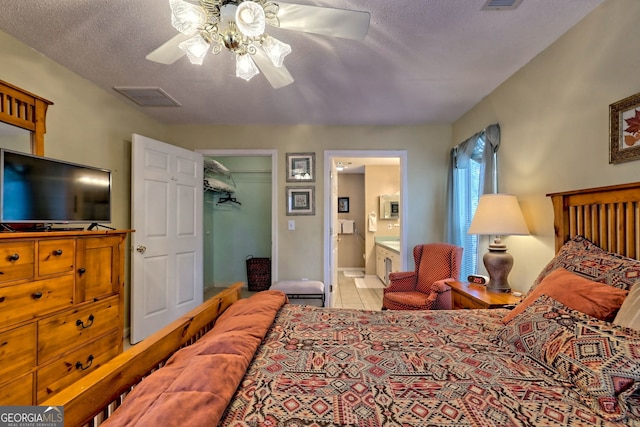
275;2;370;40
253;49;294;89
146;33;191;64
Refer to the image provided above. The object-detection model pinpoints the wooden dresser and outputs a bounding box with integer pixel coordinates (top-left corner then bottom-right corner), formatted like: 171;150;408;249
0;230;130;404
448;281;522;309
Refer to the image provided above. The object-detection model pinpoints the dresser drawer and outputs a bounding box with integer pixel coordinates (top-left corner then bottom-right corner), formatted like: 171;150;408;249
38;296;120;362
36;331;120;403
0;323;36;378
0;372;33;405
0;241;34;285
0;275;74;326
38;239;75;276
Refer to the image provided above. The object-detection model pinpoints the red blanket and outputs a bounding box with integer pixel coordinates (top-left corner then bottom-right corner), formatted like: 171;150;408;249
102;291;287;427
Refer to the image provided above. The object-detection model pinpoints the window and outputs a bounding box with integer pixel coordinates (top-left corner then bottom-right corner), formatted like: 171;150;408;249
453;144;482;279
446;124;500;279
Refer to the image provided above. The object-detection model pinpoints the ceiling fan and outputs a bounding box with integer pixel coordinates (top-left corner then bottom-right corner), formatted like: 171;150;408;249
147;0;370;89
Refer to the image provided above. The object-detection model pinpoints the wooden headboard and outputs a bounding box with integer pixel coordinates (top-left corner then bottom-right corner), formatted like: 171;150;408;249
547;182;640;259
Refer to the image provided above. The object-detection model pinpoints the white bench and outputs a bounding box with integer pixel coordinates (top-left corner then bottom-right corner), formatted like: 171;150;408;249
272;280;325;306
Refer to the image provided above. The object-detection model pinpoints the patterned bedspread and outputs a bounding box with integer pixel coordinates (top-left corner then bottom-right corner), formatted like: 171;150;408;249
220;304;632;426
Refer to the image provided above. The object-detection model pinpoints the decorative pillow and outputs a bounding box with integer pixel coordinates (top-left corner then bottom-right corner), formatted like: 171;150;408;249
614;284;640;331
541;309;640;421
494;295;568;362
502;268;628;324
495;294;640;422
529;235;640;296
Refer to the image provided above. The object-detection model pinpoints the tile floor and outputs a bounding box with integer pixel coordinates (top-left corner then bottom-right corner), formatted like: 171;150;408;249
332;272;384;310
205;271;384;310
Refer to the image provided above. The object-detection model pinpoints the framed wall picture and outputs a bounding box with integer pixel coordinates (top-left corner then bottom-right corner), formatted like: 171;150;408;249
610;91;640;164
286;152;315;182
286;186;315;215
338;197;349;213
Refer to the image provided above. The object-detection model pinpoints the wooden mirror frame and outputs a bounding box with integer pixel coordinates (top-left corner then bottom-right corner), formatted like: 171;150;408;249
0;80;53;156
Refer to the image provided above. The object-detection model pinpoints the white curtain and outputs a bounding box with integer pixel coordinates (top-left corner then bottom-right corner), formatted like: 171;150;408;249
445;123;500;279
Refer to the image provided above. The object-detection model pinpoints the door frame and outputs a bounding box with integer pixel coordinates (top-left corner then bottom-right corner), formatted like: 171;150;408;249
323;150;408;306
197;149;279;283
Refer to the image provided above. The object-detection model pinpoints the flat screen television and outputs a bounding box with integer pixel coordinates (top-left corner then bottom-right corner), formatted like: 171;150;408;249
0;149;112;226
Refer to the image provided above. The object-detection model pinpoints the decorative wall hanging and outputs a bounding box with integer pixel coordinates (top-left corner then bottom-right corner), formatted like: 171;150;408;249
338;197;349;213
286;186;314;215
610;91;640;164
286;152;315;182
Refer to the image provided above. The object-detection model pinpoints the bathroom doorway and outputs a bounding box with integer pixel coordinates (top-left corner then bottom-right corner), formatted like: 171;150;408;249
323;150;407;307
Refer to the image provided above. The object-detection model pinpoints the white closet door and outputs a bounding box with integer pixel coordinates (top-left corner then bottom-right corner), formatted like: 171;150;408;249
130;134;203;344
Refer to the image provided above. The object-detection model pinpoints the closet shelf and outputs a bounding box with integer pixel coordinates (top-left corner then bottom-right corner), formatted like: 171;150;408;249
204;158;237;195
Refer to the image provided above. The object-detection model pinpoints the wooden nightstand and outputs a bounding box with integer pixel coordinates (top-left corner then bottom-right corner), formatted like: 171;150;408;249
447;281;522;309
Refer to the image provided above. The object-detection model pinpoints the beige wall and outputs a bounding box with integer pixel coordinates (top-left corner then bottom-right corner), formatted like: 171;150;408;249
452;0;640;293
337;173;365;269
166;125;451;282
364;165;400;275
0;31;167;232
0;30;168;330
0;27;451;322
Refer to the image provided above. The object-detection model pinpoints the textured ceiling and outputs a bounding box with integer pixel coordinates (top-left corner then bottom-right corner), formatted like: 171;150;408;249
0;0;603;126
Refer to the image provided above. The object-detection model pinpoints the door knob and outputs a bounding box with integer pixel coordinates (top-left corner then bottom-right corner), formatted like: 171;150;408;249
136;245;146;254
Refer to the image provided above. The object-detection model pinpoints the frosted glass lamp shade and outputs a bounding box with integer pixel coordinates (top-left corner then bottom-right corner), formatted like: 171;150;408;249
236;1;266;37
169;0;206;35
262;36;292;67
179;36;210;65
236;54;260;81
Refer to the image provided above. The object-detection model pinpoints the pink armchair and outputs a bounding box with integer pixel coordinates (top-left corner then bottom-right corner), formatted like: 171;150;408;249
382;243;463;310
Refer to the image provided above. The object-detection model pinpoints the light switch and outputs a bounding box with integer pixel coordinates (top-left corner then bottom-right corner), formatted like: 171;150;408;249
288;220;295;231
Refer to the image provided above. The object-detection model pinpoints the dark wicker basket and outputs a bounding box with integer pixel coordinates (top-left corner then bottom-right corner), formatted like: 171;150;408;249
246;256;271;291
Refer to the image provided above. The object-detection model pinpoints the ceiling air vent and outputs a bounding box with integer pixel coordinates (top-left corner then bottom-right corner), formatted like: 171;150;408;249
113;87;181;107
482;0;523;10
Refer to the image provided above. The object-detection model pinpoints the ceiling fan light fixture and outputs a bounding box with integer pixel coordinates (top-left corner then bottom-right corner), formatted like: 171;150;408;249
261;35;291;67
150;0;369;88
169;0;206;35
179;35;210;65
236;53;260;81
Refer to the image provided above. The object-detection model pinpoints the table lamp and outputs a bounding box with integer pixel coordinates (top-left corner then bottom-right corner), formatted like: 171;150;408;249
467;193;529;293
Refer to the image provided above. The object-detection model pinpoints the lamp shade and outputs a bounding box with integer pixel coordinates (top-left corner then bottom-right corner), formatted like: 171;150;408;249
468;194;529;236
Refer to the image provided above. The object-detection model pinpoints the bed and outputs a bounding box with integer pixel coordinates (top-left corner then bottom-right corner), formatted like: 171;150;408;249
45;182;640;426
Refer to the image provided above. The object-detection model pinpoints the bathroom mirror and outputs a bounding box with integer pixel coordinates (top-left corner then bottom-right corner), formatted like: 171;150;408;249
379;194;399;219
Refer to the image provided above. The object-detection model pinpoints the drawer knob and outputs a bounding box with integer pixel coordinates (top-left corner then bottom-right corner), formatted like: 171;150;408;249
53;249;63;256
8;253;19;262
76;314;95;329
78;267;86;275
32;292;43;299
75;354;94;371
